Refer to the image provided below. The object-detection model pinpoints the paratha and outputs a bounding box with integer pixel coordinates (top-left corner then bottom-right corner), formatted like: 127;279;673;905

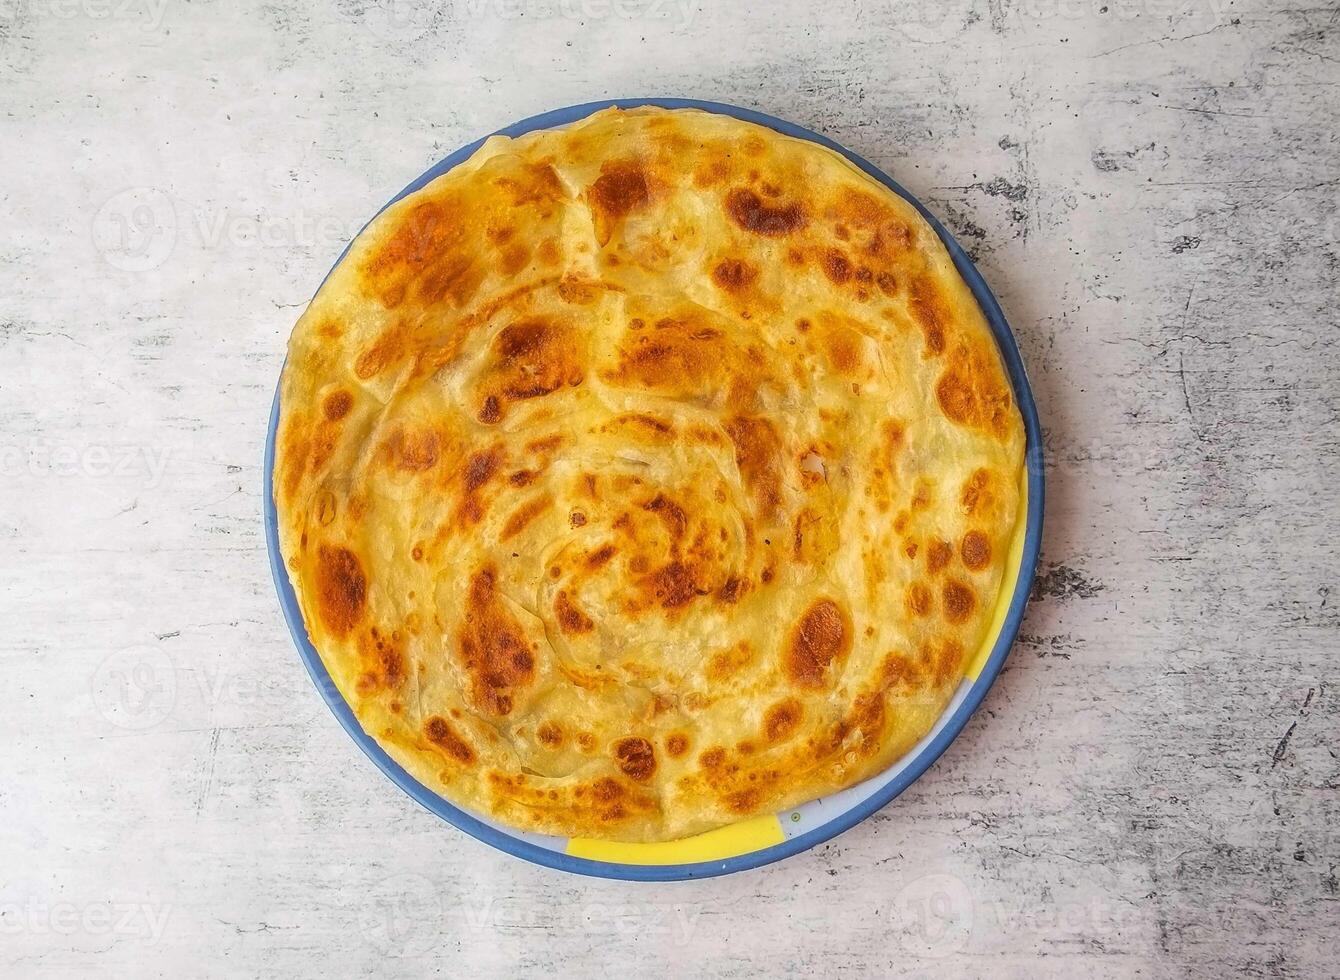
274;106;1024;843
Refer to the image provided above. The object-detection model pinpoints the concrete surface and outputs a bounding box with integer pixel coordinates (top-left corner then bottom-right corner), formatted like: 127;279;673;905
1;0;1337;976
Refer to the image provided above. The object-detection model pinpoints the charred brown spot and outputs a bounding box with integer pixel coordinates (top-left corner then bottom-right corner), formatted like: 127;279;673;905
717;576;746;603
876;271;898;296
942;579;976;624
479;319;583;422
725;187;807;236
586;544;617;568
909;276;949;355
358;625;406;693
589;161;649;220
712;257;759;292
355;322;408;379
315;545;366;637
458;566;536;716
763;698;804;743
643;494;688;541
784;598;851;688
465;449;500;493
554;589;594;635
659;734;687;759
478;395;502;424
613;737;656;782
822;248;852;284
424;716;475;764
648;561;699;610
323;390;352;420
570;511;588;527
501;495;551;540
699;746;726;769
537;721;564;747
961;530;992;571
927;539;953;574
725;415;783;516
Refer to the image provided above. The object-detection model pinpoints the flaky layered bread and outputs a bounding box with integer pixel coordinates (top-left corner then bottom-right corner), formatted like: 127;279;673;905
274;106;1024;841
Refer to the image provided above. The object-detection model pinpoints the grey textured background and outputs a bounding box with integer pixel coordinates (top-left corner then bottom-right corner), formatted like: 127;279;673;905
2;0;1337;976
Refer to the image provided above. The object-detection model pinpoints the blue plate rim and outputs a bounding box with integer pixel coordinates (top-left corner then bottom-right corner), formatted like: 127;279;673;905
263;97;1045;882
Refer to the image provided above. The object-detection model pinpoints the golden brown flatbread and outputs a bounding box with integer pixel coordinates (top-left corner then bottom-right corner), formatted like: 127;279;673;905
274;106;1024;842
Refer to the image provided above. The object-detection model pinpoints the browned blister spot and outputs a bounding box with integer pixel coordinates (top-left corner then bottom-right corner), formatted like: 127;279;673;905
477;318;583;423
537;721;564;747
554;589;594;635
586;543;617;569
646;561;701;611
930;639;966;686
822;248;852;284
360;199;461;308
711;257;759;293
588;160;649;244
961;468;994;516
717;577;746;604
613;736;656;782
456;447;502;526
323;390;352;420
909;275;949;356
383;427;441;472
927;539;953;574
643;493;688;541
724;415;783;517
699;746;726;769
961;530;992;571
501;495;551;540
784;598;852;688
602;312;732;399
725;187;807;236
937;344;1015;437
355;321;409;380
941;579;976;624
424;715;475;764
500;243;531;275
496;162;565;207
665;732;689;757
457;566;536;717
356;625;406;694
706;641;754;682
315;545;366;637
763;698;804;743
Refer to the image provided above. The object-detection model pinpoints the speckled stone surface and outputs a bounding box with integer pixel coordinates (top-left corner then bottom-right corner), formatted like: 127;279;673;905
1;1;1337;976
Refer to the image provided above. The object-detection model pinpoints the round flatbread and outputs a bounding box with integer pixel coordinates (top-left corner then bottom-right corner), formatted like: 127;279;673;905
274;106;1024;842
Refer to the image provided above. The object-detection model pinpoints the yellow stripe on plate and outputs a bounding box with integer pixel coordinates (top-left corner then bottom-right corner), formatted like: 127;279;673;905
566;813;785;865
964;465;1030;681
